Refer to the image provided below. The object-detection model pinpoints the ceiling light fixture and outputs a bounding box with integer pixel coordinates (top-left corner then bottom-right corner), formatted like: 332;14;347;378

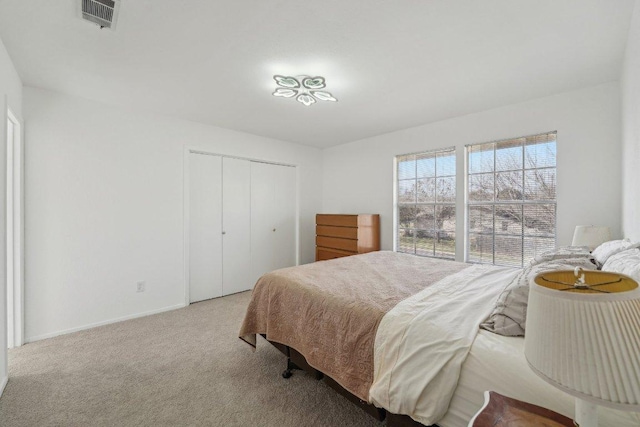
272;75;337;106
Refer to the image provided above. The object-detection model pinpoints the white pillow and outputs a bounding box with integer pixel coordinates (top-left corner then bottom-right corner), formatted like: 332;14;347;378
529;246;594;266
591;239;640;266
602;248;640;282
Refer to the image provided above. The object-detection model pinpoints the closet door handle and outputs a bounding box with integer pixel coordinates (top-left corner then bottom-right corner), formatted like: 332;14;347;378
272;228;276;232
222;231;226;235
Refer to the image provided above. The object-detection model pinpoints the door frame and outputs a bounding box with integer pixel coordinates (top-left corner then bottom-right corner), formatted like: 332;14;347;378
183;146;299;306
6;108;24;348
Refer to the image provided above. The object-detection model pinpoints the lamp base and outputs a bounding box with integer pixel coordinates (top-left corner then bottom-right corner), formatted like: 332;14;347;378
575;398;598;427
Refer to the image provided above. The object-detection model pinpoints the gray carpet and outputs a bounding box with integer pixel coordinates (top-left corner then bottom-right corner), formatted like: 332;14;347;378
0;292;382;426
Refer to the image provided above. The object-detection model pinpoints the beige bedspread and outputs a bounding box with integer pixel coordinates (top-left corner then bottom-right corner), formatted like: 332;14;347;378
239;251;469;401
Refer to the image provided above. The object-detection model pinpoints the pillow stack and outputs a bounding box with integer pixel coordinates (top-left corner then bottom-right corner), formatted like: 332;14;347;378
591;238;640;267
482;238;640;337
601;245;640;282
481;248;597;337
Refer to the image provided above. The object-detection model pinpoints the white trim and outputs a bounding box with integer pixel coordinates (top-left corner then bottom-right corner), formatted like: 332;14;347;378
462;144;470;263
1;94;7;396
6;108;23;348
392;156;398;252
5;109;12;348
25;303;186;343
186;146;296;168
0;375;7;396
183;147;191;306
294;163;300;267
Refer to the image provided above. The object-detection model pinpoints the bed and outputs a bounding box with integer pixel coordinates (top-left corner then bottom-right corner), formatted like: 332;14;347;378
239;250;640;427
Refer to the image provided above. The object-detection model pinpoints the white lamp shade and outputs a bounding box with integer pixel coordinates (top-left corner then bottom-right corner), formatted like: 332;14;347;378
571;225;611;249
525;281;640;411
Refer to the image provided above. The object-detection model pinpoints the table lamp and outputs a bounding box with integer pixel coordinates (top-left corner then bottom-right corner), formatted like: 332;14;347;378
571;225;611;250
525;268;640;427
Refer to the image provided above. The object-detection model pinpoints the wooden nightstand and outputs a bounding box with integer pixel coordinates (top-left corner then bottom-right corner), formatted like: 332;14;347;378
469;391;574;427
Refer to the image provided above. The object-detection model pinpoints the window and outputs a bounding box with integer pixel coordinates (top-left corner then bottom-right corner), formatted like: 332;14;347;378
466;132;557;267
396;148;456;259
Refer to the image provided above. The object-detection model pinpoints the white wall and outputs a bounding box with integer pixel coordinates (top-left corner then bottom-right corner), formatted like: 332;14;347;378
322;82;622;258
23;87;323;342
0;39;21;115
622;0;640;241
0;36;22;396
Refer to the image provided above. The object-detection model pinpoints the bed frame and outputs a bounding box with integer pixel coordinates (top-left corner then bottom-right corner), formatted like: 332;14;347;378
261;335;434;427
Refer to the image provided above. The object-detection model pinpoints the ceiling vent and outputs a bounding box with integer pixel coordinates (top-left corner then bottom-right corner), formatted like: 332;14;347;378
80;0;120;30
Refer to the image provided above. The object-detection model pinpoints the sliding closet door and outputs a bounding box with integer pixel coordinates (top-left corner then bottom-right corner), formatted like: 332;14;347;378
189;153;223;303
272;165;296;270
222;157;252;295
250;161;275;284
250;162;296;283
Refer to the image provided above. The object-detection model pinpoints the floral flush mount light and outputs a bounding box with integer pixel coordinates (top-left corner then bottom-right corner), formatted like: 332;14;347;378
272;75;337;106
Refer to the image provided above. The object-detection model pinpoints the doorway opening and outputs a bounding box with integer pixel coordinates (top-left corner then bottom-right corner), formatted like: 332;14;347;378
6;109;23;349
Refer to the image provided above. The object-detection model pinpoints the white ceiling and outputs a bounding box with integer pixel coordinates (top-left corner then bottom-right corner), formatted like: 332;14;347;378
0;0;635;148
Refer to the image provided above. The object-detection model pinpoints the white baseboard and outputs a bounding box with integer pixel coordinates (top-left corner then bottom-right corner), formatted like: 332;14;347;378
25;303;187;343
0;375;7;397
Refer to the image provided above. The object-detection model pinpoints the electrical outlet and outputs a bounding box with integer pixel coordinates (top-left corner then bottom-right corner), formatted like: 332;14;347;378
136;281;146;293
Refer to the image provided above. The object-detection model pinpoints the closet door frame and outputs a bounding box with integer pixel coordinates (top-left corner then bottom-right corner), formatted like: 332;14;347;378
183;146;299;306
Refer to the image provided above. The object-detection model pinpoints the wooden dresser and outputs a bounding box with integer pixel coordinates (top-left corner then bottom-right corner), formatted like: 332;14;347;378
315;214;380;261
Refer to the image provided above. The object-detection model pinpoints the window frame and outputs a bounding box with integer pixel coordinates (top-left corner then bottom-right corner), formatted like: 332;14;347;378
465;131;557;267
394;146;457;260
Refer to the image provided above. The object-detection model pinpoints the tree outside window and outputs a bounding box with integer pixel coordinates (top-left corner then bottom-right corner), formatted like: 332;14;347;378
467;132;557;267
396;148;456;259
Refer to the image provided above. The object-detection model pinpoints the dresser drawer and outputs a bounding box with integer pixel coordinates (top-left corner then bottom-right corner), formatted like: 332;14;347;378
316;247;354;261
316;214;358;227
315;213;380;262
317;225;358;239
316;236;358;252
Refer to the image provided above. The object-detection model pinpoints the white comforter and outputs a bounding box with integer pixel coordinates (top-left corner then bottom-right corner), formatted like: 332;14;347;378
369;264;520;425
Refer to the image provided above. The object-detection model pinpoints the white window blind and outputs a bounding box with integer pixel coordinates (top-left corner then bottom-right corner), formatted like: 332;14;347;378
466;132;557;267
396;148;456;259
